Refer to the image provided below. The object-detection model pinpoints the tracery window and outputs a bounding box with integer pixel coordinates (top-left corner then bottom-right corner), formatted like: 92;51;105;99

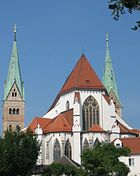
82;96;99;130
53;139;61;162
83;138;89;149
65;139;72;159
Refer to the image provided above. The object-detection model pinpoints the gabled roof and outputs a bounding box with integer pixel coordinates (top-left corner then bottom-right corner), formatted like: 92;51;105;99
45;109;73;133
29;109;73;134
116;137;140;155
48;55;105;112
60;54;105;95
45;115;71;133
88;124;105;133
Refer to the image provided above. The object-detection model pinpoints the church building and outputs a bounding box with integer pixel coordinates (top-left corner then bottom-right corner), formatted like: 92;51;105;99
2;27;140;174
28;33;140;166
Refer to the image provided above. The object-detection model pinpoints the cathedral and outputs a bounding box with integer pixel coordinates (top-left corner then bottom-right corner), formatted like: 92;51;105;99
2;27;140;174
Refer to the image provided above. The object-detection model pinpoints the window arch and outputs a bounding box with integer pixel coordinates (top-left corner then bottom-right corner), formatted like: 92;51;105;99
53;139;61;162
13;108;16;115
16;108;19;114
82;96;99;130
83;138;89;149
65;139;72;159
66;101;70;110
9;108;12;114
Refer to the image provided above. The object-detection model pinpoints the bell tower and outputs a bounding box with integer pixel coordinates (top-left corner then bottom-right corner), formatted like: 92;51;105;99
103;33;122;117
2;25;25;135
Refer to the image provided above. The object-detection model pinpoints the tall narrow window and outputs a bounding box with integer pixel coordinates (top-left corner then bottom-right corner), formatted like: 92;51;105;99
66;101;70;110
129;158;135;166
53;139;61;162
9;108;12;114
13;108;16;114
16;108;19;114
82;96;99;130
65;139;72;159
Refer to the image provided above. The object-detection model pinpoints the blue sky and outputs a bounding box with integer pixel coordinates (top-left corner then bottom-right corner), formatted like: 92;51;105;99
0;0;140;132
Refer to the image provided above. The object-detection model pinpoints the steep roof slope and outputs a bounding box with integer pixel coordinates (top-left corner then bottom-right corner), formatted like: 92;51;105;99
48;55;105;112
60;54;105;94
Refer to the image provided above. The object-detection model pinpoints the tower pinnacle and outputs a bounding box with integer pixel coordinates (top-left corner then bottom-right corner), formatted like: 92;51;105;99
106;32;109;48
13;24;16;41
103;33;122;116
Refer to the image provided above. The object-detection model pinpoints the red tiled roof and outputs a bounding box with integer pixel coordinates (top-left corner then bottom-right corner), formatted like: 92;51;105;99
29;117;51;133
60;55;105;94
117;121;136;135
48;55;105;112
88;124;105;133
118;137;140;155
45;114;71;132
45;109;73;133
29;109;73;133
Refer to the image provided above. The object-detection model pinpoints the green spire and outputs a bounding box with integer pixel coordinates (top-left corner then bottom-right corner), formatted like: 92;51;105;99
103;33;120;102
4;24;24;100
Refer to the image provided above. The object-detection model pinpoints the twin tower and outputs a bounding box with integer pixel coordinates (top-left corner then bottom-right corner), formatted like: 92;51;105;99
2;26;25;135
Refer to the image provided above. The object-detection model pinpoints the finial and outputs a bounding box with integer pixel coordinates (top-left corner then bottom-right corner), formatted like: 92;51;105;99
106;32;109;48
13;24;16;41
81;47;85;56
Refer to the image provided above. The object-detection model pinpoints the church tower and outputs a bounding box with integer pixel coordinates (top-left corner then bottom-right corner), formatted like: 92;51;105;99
103;33;122;116
2;25;25;135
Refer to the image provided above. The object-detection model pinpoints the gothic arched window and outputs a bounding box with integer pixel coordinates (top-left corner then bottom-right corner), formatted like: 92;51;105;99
82;96;99;130
66;101;70;110
53;139;61;162
65;139;72;159
83;138;89;149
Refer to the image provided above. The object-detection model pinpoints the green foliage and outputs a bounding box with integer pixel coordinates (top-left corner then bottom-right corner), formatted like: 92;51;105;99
0;129;40;176
108;0;140;29
43;162;79;176
80;143;130;176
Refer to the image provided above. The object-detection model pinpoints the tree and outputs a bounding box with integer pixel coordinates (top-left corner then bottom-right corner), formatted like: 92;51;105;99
0;129;40;176
108;0;140;29
42;162;79;176
80;143;130;176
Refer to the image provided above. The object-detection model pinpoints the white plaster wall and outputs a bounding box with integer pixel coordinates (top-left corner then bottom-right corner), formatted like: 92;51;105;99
119;155;140;176
44;90;118;132
43;92;75;118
